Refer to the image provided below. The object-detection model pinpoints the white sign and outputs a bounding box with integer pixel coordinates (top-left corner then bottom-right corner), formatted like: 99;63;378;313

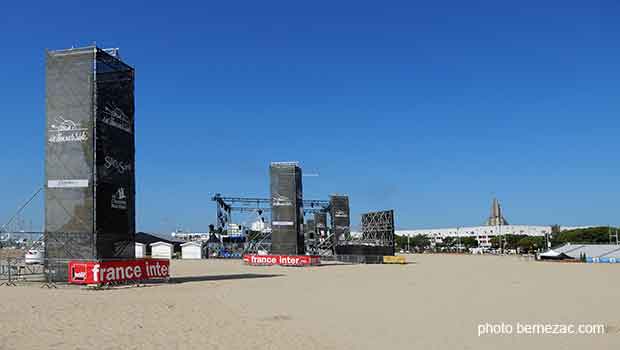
272;221;294;226
48;179;89;188
48;116;88;143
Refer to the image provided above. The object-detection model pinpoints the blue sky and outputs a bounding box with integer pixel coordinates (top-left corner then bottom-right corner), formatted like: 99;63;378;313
1;0;618;233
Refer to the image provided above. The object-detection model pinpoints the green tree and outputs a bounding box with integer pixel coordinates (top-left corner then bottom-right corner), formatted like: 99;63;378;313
394;234;431;251
443;237;456;248
503;235;529;250
490;236;501;249
461;237;478;249
410;235;431;251
516;236;544;253
551;226;617;246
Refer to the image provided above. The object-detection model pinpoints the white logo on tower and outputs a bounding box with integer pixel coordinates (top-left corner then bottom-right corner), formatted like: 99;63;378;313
48;116;88;143
272;193;292;207
101;104;132;133
335;210;348;218
111;187;128;210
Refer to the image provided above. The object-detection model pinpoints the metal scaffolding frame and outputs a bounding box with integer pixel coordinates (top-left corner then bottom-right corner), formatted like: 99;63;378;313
211;194;330;230
315;232;336;256
345;210;395;247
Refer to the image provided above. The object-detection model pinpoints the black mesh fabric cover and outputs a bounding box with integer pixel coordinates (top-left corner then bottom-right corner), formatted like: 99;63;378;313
94;49;135;259
44;47;135;280
330;195;350;244
45;48;97;275
270;163;304;255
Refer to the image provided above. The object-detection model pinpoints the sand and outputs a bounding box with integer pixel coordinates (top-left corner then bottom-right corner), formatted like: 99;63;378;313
1;254;619;350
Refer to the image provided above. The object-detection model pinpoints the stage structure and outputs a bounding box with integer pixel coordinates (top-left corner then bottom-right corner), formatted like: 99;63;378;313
335;210;395;257
314;212;328;238
211;194;329;255
309;212;332;255
45;46;135;281
211;194;329;231
304;219;316;240
270;162;304;255
360;210;395;247
329;195;350;245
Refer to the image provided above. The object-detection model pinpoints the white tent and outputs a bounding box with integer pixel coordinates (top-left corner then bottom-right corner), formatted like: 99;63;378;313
150;242;173;260
135;242;145;258
181;241;203;259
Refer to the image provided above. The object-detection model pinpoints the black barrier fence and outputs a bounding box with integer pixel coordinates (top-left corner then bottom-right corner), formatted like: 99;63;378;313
0;256;170;288
335;244;394;256
1;256;58;287
321;255;384;264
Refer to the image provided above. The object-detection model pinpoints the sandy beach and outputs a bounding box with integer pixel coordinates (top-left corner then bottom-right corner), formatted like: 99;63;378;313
1;254;619;350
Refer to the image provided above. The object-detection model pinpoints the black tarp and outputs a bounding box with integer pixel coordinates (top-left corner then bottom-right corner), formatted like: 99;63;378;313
135;232;183;254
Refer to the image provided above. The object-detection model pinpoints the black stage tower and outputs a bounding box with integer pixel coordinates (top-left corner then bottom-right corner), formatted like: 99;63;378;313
269;162;304;255
45;47;135;280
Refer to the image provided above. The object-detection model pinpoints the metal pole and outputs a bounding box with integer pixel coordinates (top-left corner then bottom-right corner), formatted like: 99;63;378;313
0;187;43;234
499;224;503;254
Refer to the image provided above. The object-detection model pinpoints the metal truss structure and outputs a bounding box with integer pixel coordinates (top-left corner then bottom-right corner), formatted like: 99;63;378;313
211;194;330;230
243;230;271;254
349;210;395;246
315;232;336;256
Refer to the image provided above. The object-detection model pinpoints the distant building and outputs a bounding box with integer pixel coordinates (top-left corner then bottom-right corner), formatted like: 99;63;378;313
485;198;508;226
397;225;551;249
396;198;595;249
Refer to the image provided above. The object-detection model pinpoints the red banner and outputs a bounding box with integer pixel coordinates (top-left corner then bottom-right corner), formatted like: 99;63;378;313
243;254;320;266
68;259;170;284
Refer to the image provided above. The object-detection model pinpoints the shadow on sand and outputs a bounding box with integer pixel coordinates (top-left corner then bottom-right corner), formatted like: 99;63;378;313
169;273;283;284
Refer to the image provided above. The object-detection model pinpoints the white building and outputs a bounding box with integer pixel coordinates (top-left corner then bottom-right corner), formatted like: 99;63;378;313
181;241;203;259
171;231;210;241
150;242;174;259
394;199;595;249
135;242;145;258
397;225;595;249
397;225;550;249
